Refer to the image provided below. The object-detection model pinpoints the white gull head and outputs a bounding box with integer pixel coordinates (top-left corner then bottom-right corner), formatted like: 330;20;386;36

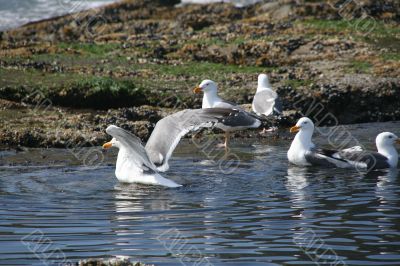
103;137;121;149
257;74;272;92
194;79;222;108
376;132;399;168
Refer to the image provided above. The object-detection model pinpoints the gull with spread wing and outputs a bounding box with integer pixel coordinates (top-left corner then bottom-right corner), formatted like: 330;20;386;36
103;108;247;187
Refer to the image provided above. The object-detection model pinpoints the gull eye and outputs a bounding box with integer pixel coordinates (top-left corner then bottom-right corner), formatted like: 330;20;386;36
389;135;393;139
304;122;308;124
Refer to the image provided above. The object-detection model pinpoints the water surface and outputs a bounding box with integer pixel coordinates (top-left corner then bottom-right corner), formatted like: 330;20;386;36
0;121;400;265
0;0;118;31
0;0;259;31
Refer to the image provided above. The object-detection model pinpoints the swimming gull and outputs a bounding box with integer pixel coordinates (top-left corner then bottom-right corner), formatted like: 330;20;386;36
337;132;399;170
287;117;399;170
287;117;355;168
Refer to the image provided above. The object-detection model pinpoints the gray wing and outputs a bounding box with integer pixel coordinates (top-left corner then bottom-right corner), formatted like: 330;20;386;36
273;97;283;115
212;98;262;128
305;146;390;170
337;149;390;170
252;89;280;116
145;108;238;172
304;148;353;168
106;125;156;171
218;110;261;130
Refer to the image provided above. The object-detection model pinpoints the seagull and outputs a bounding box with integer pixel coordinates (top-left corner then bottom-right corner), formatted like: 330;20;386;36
252;74;282;117
287;117;355;168
193;79;261;148
103;108;247;187
288;117;400;170
337;132;399;170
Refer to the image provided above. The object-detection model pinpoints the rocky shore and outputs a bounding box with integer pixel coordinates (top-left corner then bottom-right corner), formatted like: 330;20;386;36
0;0;399;148
78;258;152;266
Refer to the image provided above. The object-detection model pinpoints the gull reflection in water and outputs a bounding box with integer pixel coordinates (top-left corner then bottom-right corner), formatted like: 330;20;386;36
113;183;174;221
370;168;399;204
286;166;310;204
111;183;178;252
285;166;320;224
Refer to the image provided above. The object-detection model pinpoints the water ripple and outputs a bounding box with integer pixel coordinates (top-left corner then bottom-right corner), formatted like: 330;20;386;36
1;127;400;265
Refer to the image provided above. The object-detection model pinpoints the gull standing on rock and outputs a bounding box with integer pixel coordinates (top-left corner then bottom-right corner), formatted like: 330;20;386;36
252;74;282;117
193;79;261;148
103;108;249;187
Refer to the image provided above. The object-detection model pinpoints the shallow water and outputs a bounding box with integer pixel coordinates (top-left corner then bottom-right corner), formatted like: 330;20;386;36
1;121;400;266
0;0;259;31
0;0;118;31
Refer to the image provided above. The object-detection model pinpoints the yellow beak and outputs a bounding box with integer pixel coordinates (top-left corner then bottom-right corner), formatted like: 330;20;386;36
193;86;202;93
102;141;112;149
396;139;400;145
290;125;301;133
